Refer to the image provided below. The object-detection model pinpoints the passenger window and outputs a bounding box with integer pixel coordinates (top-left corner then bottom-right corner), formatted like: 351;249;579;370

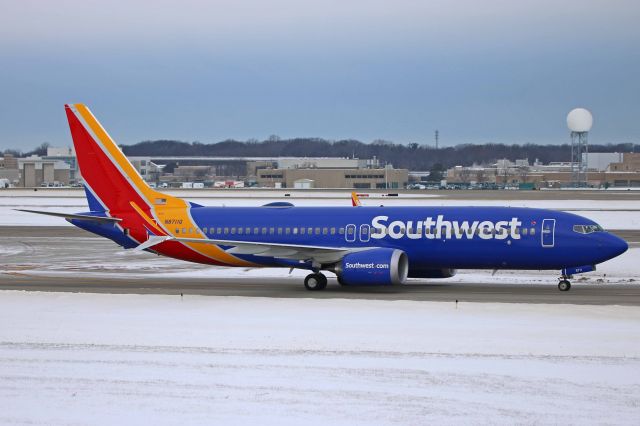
231;228;236;234
315;227;321;235
175;228;180;234
246;227;251;234
307;227;313;235
278;227;283;235
322;227;328;235
262;227;267;235
189;227;194;234
301;227;306;235
293;227;298;235
347;227;354;235
253;227;259;234
270;228;275;235
216;227;222;234
522;228;528;236
285;228;291;235
530;228;536;235
330;227;336;235
182;228;187;234
224;227;229;234
238;228;243;235
339;228;345;235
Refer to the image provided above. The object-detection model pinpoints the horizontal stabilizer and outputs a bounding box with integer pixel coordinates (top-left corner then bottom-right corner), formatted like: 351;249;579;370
133;235;173;252
15;209;121;223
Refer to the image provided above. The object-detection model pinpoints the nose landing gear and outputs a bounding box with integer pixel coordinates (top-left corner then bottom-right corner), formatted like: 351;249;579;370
558;279;571;291
558;272;573;291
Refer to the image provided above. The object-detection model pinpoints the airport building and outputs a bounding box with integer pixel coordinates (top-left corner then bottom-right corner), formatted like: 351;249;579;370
256;166;408;189
0;154;19;187
44;146;80;183
125;155;401;189
445;153;640;188
608;153;640;172
18;156;70;187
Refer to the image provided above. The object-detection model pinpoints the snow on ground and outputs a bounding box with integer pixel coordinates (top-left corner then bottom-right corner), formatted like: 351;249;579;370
0;291;638;425
3;231;636;285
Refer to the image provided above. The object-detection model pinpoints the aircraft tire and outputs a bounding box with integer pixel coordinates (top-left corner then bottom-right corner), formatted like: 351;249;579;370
558;280;571;292
305;273;327;291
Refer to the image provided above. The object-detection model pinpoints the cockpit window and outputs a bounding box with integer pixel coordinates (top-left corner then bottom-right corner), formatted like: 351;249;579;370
573;224;604;234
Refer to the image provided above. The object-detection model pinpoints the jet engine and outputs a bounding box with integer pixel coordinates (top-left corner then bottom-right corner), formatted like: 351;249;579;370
333;248;408;286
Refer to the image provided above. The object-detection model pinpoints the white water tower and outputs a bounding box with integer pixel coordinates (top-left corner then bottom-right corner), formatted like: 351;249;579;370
567;108;593;187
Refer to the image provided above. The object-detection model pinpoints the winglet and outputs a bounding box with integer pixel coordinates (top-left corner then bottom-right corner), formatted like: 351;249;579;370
351;192;362;207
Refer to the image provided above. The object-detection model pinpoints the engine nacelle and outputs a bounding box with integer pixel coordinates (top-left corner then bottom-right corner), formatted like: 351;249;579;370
408;268;457;279
335;248;408;286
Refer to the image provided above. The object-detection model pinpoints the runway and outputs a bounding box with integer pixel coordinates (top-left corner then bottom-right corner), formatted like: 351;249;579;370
3;274;640;305
2;226;639;305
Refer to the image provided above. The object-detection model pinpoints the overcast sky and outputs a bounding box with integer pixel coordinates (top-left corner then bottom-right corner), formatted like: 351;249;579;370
0;0;638;150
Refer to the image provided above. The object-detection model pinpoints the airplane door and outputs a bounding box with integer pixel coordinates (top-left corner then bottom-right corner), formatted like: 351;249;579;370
359;224;370;242
345;224;356;242
541;219;555;248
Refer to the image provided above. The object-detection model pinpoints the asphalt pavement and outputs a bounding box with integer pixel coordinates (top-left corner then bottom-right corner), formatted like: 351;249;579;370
1;226;639;305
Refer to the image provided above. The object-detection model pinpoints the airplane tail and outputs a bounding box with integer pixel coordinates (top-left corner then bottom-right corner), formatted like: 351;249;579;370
33;104;251;266
351;192;362;207
65;104;171;216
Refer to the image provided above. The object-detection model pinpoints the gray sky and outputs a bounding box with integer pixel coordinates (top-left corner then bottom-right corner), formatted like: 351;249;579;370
1;0;639;150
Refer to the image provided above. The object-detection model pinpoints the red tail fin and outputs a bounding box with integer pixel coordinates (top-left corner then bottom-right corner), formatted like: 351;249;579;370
65;104;158;214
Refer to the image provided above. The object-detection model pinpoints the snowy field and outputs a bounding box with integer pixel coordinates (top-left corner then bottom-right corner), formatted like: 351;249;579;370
0;291;639;425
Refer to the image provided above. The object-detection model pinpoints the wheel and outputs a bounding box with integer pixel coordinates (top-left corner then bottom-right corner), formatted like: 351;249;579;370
316;273;327;289
558;280;571;291
304;273;327;291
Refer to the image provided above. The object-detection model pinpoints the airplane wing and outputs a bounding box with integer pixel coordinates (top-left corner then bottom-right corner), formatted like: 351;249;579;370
138;235;372;264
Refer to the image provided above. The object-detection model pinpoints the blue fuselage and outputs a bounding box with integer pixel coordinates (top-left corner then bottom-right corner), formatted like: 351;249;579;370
178;205;628;271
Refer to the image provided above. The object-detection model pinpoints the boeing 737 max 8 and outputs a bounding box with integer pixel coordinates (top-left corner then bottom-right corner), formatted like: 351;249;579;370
19;104;629;292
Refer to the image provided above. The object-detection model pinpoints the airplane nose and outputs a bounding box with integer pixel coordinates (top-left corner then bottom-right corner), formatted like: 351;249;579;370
603;233;628;260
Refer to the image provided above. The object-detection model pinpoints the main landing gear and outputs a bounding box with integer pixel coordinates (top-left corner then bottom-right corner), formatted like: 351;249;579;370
304;272;327;291
558;276;572;292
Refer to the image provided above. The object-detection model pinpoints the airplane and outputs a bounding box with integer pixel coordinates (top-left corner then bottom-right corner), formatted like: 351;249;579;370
19;104;629;292
351;192;362;206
